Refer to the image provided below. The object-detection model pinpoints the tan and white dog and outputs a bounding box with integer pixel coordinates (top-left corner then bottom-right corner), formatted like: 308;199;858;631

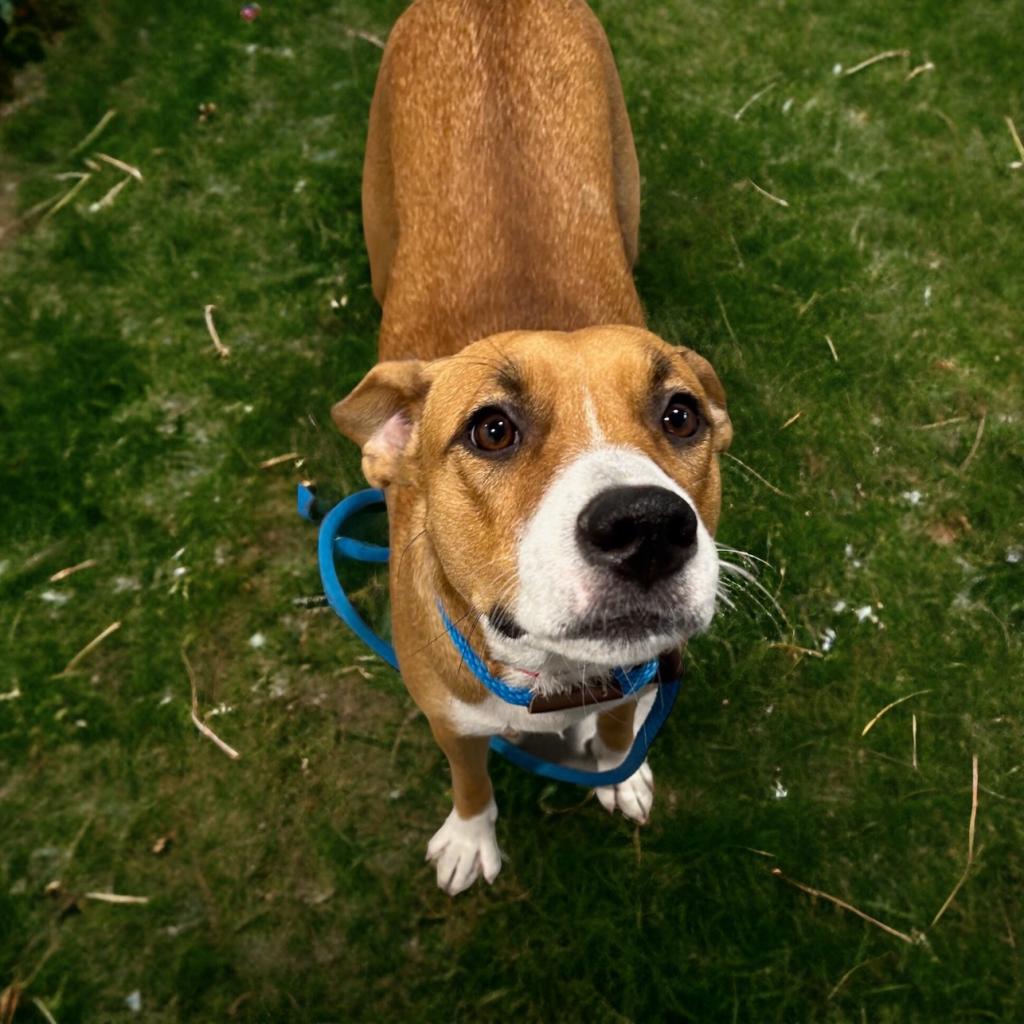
332;0;732;894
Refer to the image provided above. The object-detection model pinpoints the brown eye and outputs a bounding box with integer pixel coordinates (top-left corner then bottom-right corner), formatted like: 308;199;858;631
468;407;520;453
661;394;701;440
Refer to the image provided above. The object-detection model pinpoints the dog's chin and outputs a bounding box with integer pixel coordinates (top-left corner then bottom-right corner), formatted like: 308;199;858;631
484;603;713;671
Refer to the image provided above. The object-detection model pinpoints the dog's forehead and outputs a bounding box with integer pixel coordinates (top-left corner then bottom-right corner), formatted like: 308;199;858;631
422;327;703;435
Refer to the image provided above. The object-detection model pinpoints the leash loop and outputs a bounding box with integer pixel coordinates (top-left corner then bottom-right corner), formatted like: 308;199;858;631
301;485;682;788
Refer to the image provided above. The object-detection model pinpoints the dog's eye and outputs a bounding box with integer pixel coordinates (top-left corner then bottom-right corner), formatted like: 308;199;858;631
468;407;520;453
661;393;701;440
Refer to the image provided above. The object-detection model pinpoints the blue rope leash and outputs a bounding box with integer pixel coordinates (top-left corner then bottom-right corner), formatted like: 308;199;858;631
299;484;681;788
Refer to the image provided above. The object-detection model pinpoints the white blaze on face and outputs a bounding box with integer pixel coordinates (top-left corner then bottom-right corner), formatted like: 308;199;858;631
490;445;719;668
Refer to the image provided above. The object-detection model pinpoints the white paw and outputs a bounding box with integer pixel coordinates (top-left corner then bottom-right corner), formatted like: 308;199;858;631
592;737;655;824
425;799;502;895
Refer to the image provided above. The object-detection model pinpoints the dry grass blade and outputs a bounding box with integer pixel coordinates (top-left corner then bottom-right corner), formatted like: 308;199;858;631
69;108;116;155
824;333;840;362
768;641;823;659
958;409;987;472
183;648;241;761
39;173;92;224
913;415;967;430
59;621;121;675
840;49;910;77
49;559;98;582
771;867;916;944
780;411;802;430
1005;116;1024;162
89;175;132;212
259;451;300;469
931;755;979;927
861;689;931;736
31;998;58;1024
912;713;918;769
94;152;143;181
344;27;385;48
83;891;149;905
904;61;935;82
733;80;777;120
748;178;789;207
203;304;231;359
723;453;790;497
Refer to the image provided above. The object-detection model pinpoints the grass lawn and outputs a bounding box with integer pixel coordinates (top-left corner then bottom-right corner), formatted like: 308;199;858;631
1;0;1022;1020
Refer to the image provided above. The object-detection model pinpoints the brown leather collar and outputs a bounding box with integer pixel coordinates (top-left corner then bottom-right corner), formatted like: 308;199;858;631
526;647;684;714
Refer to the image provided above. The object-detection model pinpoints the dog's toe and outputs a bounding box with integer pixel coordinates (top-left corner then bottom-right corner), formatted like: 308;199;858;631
426;800;501;895
594;758;655;825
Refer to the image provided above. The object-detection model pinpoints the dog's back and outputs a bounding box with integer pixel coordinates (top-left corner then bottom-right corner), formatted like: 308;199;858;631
363;0;644;360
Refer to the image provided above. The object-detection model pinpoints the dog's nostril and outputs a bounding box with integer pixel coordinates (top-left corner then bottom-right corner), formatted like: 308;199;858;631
576;485;698;586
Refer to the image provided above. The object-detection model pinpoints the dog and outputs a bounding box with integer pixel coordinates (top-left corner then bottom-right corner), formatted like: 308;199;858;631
332;0;732;894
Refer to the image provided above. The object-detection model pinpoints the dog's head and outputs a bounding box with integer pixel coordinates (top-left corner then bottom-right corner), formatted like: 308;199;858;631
333;326;731;671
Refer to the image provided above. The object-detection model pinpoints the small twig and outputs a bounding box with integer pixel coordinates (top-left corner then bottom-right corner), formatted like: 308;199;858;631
824;334;840;362
840;49;910;77
59;621;121;675
69;108;117;156
904;61;935;82
748;178;789;208
780;411;802;430
89;175;131;213
183;648;241;761
83;891;149;905
931;755;979;927
344;27;386;49
913;415;967;430
723;453;790;498
733;80;777;121
258;451;299;470
958;409;987;472
771;867;916;944
861;689;931;737
1005;116;1024;163
203;304;231;359
49;559;97;583
94;152;143;182
912;713;918;769
39;174;92;224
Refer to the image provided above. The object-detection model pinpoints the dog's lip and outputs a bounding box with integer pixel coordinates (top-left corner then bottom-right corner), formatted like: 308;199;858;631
557;611;682;641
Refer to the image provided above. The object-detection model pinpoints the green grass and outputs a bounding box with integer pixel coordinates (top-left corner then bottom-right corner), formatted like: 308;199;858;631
1;0;1022;1020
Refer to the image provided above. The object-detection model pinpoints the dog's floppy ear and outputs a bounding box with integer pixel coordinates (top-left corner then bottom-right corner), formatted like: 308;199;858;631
680;348;732;452
331;360;432;488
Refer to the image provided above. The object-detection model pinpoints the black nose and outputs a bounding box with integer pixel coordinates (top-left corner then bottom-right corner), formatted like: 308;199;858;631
576;485;698;587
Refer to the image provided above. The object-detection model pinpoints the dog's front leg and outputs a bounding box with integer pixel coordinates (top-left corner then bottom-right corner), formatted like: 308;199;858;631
592;701;654;824
425;722;501;895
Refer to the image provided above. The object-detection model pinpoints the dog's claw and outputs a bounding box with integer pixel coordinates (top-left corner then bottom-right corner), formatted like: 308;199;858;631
426;800;501;895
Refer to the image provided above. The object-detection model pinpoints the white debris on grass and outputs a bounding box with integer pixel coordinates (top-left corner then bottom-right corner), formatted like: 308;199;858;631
1007;547;1023;564
833;599;848;613
125;991;142;1014
40;589;70;605
772;778;789;800
820;627;837;653
901;490;924;506
248;632;266;649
